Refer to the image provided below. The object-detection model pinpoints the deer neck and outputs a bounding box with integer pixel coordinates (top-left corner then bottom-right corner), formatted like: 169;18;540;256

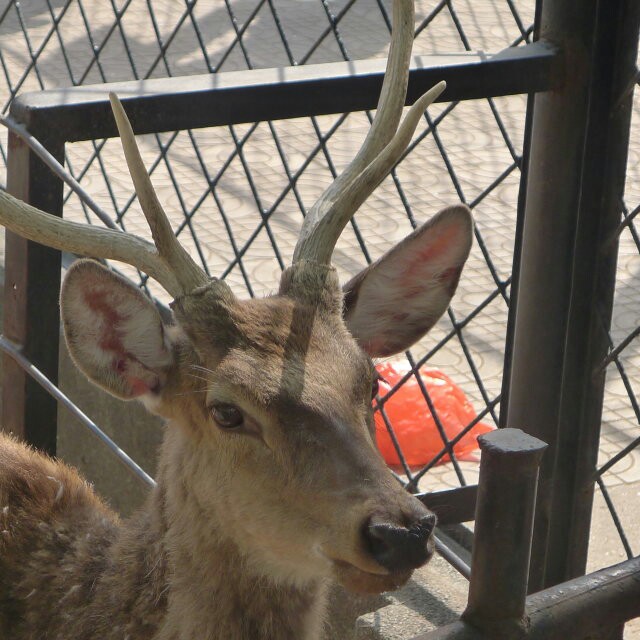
152;426;328;640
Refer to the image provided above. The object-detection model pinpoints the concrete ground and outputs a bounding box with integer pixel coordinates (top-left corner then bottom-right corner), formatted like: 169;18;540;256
0;0;638;637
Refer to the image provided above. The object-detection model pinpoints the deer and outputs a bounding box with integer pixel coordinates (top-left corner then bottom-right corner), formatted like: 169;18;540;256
0;1;472;638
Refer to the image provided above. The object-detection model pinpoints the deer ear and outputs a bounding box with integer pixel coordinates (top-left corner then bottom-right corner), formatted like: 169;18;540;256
343;205;473;357
61;260;173;400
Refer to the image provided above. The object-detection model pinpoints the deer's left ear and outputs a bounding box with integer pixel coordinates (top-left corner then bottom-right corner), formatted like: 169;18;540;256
343;205;473;358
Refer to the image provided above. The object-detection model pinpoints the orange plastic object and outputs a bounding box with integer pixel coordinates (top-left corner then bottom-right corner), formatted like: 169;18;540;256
374;362;494;467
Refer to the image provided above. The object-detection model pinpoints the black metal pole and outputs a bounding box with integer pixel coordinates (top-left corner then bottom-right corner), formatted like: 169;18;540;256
503;0;640;591
2;130;63;455
462;429;547;638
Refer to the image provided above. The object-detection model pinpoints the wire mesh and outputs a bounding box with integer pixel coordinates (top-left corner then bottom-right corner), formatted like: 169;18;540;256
1;0;534;497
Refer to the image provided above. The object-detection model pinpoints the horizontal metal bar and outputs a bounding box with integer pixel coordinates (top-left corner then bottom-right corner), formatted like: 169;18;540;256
11;42;559;141
417;484;478;524
433;535;471;580
410;556;640;640
0;335;156;488
525;555;640;640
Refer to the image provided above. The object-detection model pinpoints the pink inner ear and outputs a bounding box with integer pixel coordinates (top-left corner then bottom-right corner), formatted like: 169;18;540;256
128;377;154;397
85;289;153;395
440;265;464;296
111;357;155;397
84;289;127;354
401;223;463;283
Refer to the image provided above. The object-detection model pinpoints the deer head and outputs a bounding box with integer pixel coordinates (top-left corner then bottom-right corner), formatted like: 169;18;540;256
0;0;472;594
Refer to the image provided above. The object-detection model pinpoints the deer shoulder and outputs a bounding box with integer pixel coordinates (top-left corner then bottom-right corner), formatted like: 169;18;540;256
0;432;169;639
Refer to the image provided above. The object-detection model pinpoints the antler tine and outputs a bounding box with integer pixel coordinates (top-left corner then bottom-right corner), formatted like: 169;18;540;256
0;96;212;298
0;96;209;298
0;189;182;296
108;93;209;296
293;0;445;266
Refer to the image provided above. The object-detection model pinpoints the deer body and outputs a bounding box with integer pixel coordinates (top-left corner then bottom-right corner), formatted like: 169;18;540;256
0;2;474;637
0;429;327;640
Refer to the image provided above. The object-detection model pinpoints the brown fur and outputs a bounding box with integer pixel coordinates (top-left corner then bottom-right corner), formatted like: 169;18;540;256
0;430;326;640
0;276;418;639
0;433;167;639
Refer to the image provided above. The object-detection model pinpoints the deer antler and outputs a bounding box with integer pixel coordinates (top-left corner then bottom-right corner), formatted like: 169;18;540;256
0;0;440;295
0;188;184;296
108;94;208;295
293;0;445;265
0;95;209;299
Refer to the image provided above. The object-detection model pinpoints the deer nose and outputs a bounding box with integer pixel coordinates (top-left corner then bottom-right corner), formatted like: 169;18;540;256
363;513;436;573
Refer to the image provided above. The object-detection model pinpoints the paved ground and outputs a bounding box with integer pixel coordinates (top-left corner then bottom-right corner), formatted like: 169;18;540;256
0;0;638;636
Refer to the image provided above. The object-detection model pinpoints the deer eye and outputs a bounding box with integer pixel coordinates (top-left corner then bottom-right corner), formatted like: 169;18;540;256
210;403;244;430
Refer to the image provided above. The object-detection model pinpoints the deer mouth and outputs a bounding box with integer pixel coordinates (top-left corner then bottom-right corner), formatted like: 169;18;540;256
331;558;413;594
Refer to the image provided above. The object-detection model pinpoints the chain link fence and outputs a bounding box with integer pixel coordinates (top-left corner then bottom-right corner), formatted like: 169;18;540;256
0;0;637;579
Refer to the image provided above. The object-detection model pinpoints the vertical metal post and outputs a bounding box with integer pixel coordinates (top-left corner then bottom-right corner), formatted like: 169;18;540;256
2;129;63;455
598;626;624;640
462;429;547;638
503;0;640;591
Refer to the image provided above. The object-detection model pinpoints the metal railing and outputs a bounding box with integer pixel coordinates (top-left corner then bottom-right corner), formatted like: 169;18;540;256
0;1;538;497
0;38;558;523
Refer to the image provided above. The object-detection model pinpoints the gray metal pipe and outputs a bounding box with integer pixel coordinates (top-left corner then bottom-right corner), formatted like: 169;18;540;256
462;429;547;636
502;0;640;590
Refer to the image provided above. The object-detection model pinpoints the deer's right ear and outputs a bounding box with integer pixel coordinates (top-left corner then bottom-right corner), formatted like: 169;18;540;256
61;260;173;400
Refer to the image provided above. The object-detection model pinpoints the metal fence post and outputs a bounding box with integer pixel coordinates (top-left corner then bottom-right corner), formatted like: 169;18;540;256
502;0;640;591
408;428;547;640
462;429;547;638
2;129;63;455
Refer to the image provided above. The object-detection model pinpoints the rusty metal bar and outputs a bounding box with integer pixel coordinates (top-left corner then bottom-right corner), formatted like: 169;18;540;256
1;130;63;456
462;429;547;637
525;556;640;640
502;0;640;591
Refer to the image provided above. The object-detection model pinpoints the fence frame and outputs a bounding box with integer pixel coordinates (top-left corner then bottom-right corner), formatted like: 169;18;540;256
1;43;557;525
1;41;557;460
411;430;640;640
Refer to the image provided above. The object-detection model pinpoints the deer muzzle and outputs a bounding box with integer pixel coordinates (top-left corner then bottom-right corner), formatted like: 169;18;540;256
363;512;436;574
326;498;437;594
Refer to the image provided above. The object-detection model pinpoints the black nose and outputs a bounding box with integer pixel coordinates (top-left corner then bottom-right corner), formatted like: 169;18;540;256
363;513;436;573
